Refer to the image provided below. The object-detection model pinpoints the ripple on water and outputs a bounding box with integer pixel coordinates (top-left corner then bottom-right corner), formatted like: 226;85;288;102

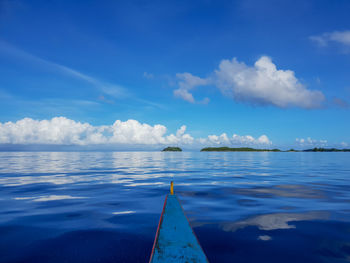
0;152;349;263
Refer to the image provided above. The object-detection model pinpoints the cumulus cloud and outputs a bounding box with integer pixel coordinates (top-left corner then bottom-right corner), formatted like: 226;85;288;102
173;73;210;103
199;133;272;146
0;117;273;148
0;117;96;145
296;137;328;147
0;117;193;146
174;56;324;108
215;56;324;108
310;30;350;47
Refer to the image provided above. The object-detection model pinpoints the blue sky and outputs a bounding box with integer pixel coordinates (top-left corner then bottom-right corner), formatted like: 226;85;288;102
0;0;349;149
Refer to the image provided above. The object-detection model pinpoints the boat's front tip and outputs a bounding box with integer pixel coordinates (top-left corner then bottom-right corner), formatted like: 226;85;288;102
149;181;209;263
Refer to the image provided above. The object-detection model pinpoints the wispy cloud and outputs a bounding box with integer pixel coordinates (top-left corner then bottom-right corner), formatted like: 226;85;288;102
0;40;166;109
143;72;154;79
0;89;13;99
332;97;349;109
310;30;350;49
0;40;128;98
134;98;167;110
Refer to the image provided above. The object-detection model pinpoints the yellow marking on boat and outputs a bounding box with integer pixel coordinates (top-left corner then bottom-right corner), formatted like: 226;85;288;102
170;181;174;195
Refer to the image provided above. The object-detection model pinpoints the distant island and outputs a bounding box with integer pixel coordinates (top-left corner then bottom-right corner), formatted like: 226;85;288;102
162;147;182;152
199;147;350;152
200;147;281;152
303;147;350;152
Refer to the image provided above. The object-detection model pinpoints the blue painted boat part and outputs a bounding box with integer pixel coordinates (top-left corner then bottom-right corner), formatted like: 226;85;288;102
149;182;208;263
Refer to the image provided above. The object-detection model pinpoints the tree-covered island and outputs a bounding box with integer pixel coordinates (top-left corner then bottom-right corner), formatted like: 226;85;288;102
162;147;182;152
200;147;281;152
303;147;350;152
200;147;350;152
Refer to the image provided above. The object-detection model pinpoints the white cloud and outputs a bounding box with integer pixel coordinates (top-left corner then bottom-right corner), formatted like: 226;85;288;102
199;133;272;146
214;56;324;108
310;30;350;47
174;56;324;108
109;120;194;145
0;117;96;145
173;72;210;103
257;135;271;144
174;88;195;103
0;117;273;147
109;119;167;144
296;137;328;147
0;117;193;146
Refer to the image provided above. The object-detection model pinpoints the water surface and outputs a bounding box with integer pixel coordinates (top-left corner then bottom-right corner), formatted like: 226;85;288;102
0;152;349;262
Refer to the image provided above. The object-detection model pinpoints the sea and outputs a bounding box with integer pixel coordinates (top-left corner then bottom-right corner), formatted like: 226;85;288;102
0;151;349;263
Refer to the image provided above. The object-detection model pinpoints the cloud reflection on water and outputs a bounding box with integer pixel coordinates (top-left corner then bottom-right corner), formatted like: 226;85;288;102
221;211;329;232
14;195;87;202
112;211;135;215
0;152;350;263
234;184;325;199
258;235;272;241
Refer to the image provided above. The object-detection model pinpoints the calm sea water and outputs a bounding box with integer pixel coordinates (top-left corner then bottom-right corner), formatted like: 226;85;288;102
0;152;349;263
